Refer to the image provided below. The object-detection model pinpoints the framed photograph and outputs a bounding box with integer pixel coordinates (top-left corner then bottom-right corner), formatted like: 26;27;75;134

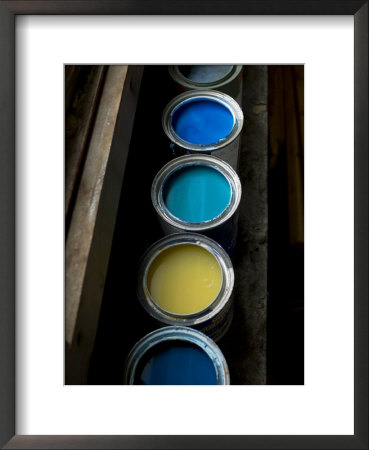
0;1;367;449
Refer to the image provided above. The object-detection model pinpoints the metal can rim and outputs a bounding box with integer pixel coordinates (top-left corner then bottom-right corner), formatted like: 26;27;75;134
123;326;230;385
168;65;242;90
137;233;234;325
162;90;244;152
151;154;242;232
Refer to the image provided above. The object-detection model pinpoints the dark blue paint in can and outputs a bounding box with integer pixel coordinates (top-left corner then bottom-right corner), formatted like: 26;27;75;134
123;326;230;385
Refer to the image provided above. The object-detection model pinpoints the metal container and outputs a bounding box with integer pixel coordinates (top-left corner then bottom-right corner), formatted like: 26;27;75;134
151;154;241;255
168;65;243;106
137;233;234;342
162;90;244;172
123;326;230;385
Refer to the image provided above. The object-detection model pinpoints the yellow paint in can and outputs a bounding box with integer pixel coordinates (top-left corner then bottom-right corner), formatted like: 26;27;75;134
147;244;222;315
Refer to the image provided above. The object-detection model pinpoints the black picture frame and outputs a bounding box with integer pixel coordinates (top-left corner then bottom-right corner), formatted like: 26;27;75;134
0;1;367;449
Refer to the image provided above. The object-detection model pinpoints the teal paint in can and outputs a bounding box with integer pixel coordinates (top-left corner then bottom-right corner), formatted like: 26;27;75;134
151;155;241;255
163;164;232;223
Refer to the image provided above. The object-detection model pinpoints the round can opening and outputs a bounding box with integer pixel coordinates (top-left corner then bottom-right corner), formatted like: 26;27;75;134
162;164;232;223
171;98;234;146
177;65;233;84
134;340;218;385
147;243;222;315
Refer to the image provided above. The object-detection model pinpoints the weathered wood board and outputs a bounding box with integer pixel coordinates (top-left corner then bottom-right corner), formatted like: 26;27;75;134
65;65;143;384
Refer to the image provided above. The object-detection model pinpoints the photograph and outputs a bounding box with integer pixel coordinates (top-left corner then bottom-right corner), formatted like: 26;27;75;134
65;64;304;386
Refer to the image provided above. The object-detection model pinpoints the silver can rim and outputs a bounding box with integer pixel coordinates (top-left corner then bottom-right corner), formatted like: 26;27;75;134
137;233;234;325
123;326;230;385
168;65;242;90
162;90;244;151
151;154;242;232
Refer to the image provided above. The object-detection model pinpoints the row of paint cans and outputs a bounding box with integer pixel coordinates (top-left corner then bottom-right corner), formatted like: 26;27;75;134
123;326;230;385
137;233;234;342
168;65;243;106
125;68;243;382
151;154;241;255
162;90;244;172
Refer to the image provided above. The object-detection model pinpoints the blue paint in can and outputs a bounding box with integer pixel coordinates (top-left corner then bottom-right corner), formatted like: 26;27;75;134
171;98;234;145
163;165;231;223
136;341;218;385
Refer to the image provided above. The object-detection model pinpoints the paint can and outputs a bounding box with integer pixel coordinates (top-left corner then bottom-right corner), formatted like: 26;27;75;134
168;65;243;106
123;326;230;385
137;233;234;342
162;90;244;172
151;154;241;255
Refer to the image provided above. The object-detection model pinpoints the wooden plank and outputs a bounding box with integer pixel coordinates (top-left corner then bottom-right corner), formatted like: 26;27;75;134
268;66;304;248
268;66;286;171
65;65;81;113
65;65;143;384
293;65;304;160
65;66;106;227
283;66;304;248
